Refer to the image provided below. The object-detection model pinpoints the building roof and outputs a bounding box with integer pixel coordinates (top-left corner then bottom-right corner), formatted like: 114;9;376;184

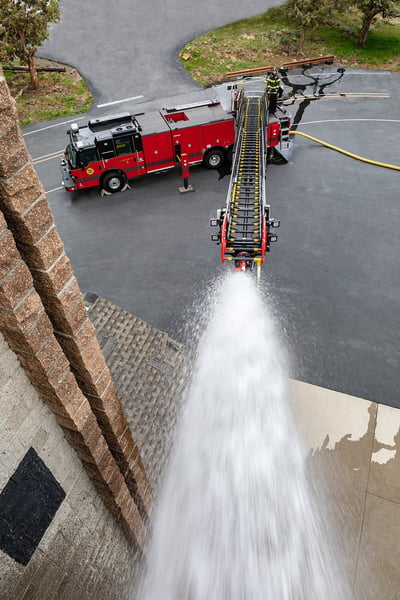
86;294;190;493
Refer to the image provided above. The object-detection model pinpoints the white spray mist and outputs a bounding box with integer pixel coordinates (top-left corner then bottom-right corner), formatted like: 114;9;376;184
139;272;349;600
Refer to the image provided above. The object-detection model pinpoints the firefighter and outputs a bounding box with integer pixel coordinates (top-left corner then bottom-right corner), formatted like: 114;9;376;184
265;67;283;114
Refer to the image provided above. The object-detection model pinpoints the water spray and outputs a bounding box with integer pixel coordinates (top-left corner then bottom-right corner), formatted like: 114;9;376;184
138;273;350;600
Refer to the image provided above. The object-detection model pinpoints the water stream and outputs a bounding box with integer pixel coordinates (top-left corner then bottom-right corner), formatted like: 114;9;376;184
139;272;349;600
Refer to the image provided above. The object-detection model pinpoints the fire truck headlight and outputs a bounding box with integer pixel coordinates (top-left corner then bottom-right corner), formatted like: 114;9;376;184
210;219;219;227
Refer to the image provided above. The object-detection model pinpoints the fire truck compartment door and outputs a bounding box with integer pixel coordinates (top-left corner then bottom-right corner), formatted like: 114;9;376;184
114;135;144;178
97;139;115;160
173;127;202;163
142;132;175;172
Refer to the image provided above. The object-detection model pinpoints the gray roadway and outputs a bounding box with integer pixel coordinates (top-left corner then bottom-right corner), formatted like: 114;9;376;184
24;0;400;408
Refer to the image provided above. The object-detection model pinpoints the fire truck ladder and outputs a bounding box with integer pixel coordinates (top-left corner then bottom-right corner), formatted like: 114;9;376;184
223;94;267;263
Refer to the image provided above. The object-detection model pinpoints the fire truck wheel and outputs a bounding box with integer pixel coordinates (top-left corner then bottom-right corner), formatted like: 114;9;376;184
102;171;125;193
203;148;225;169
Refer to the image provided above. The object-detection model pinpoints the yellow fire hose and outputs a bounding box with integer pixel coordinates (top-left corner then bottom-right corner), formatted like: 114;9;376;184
290;129;400;171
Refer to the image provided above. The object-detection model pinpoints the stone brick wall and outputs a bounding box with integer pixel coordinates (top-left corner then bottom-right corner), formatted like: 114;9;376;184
0;68;151;595
0;330;141;600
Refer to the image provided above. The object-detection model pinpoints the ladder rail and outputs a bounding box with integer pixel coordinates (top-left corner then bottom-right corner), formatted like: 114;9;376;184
224;94;266;255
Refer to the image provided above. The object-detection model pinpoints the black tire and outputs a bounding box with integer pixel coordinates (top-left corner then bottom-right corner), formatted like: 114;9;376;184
225;145;234;164
203;148;225;169
102;171;125;193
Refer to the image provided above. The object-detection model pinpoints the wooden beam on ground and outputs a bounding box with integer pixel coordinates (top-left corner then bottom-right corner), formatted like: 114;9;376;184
225;55;335;79
3;65;66;73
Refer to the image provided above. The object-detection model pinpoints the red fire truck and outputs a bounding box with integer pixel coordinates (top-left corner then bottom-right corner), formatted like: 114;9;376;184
60;99;236;193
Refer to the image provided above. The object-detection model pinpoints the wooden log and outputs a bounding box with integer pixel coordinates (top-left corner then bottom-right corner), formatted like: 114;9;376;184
3;65;66;73
225;55;335;79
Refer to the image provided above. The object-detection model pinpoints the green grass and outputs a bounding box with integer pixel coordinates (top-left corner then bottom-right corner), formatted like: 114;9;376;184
180;6;400;86
4;66;93;126
5;7;400;125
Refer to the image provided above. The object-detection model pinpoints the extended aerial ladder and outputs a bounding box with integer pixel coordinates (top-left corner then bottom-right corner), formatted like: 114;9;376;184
211;78;285;283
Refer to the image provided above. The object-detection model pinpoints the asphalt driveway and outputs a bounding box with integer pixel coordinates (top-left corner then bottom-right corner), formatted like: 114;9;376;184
28;3;400;408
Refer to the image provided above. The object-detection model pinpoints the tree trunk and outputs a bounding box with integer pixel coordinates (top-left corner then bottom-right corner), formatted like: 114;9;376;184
296;28;307;55
357;12;377;46
27;50;38;90
17;27;39;90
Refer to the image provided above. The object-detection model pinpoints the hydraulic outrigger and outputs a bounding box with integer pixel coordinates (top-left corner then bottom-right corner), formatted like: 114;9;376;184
210;77;289;284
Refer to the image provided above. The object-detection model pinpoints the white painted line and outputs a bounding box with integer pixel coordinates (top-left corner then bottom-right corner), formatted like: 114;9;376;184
300;118;400;125
288;71;389;77
33;150;64;164
45;186;64;194
23;117;85;136
286;93;389;101
97;95;144;108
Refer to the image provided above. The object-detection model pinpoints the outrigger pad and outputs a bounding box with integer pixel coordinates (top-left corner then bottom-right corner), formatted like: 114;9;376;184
100;183;131;197
178;184;195;194
268;143;293;164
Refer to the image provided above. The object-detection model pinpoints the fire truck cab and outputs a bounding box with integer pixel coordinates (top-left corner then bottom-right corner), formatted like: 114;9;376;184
60;99;236;193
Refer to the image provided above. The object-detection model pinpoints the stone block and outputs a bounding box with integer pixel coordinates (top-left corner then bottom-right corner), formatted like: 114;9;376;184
87;366;113;398
0;288;44;335
127;454;150;497
18;336;64;379
5;196;55;245
98;383;122;413
52;300;89;338
38;365;78;406
31;255;74;296
106;467;125;498
121;500;147;552
41;277;87;335
0;163;44;215
17;351;58;390
4;311;54;355
0;125;29;178
54;319;98;367
82;448;116;484
60;427;86;455
85;430;109;465
75;335;108;382
0;230;21;279
48;387;86;423
0;261;34;310
95;405;128;441
0;212;8;233
112;426;133;454
18;224;65;270
0;78;19;133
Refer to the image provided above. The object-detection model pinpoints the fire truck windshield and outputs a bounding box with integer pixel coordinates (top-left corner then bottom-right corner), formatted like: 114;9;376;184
78;147;98;167
67;144;98;169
